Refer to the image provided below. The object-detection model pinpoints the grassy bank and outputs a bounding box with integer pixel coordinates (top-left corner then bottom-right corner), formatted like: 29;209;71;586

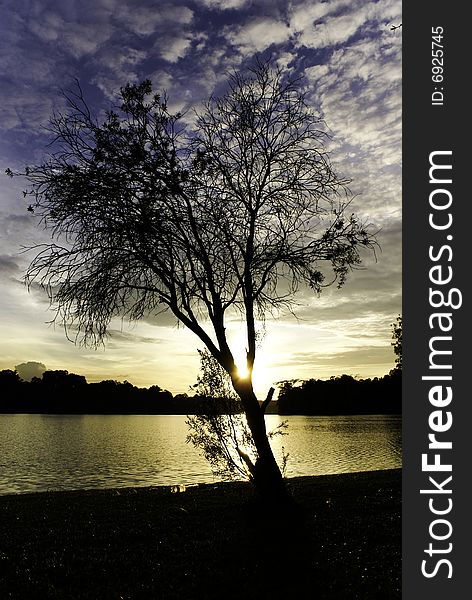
0;469;401;599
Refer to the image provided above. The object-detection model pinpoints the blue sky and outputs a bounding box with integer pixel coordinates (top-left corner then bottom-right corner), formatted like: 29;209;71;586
0;0;402;395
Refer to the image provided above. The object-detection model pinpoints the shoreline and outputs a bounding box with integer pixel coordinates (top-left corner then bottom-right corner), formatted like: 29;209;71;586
0;466;400;499
0;469;401;598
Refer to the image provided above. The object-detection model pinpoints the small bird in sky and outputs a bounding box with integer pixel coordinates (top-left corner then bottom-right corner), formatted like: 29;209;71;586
390;23;402;31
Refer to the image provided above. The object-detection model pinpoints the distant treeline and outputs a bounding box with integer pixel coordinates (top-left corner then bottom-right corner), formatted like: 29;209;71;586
0;369;241;415
277;371;401;415
0;368;401;415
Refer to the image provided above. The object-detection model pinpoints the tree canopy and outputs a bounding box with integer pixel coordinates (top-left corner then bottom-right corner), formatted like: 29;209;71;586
10;63;377;500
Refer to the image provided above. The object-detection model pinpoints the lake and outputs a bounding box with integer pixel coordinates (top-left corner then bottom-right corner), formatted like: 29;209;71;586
0;414;401;495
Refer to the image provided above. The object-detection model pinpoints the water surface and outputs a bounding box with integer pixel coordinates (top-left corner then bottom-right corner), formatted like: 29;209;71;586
0;414;401;495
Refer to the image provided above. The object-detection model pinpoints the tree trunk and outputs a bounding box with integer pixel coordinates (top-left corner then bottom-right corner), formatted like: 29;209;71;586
234;380;292;506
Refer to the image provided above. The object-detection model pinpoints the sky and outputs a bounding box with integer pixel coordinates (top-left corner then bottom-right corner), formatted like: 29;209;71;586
0;0;402;397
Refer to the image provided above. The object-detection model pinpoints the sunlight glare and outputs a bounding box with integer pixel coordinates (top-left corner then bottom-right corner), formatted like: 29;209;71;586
236;362;249;380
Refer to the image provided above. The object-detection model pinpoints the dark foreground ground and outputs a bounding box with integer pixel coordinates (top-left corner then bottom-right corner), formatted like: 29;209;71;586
0;469;401;599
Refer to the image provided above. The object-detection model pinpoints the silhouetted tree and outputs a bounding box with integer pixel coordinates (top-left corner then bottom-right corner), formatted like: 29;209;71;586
277;373;401;415
10;63;376;502
42;370;87;388
187;349;257;480
187;350;288;480
0;369;21;386
391;314;402;371
0;370;25;412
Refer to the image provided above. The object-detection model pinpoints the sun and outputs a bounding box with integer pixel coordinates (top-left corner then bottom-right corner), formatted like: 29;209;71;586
236;362;249;380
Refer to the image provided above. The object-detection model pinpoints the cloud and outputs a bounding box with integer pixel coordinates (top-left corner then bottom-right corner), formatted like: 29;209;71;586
93;45;148;75
160;35;194;63
0;0;198;133
0;81;57;135
289;0;348;32
293;0;401;50
280;344;395;376
0;2;112;138
15;361;47;381
142;310;181;328
112;2;194;63
299;12;402;258
297;11;366;50
305;35;401;142
114;3;193;37
24;0;116;60
91;45;149;98
196;0;250;9
223;17;291;53
0;254;20;275
106;329;163;346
